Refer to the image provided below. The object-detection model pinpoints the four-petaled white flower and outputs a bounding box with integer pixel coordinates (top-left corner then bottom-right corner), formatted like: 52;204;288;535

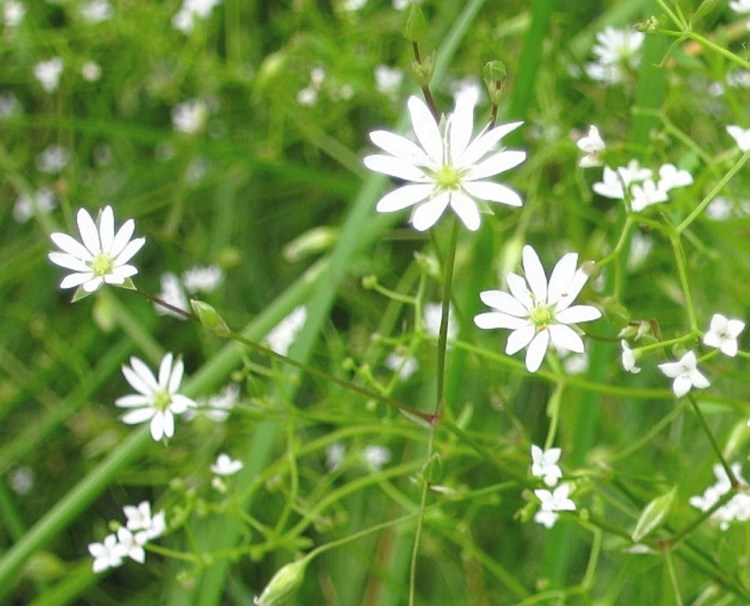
115;353;197;441
211;453;244;476
116;527;147;564
48;206;145;297
620;340;641;374
474;245;602;373
534;484;576;528
727;125;750;152
703;313;745;357
576;125;605;167
530;445;563;487
364;92;525;231
123;501;166;540
658;351;710;397
88;534;125;573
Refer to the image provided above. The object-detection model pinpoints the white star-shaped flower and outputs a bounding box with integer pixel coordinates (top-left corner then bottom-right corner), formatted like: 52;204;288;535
620;340;641;374
115;353;197;441
116;527;147;564
727;125;750;152
474;245;602;373
703;313;745;357
211;453;244;476
658;351;710;397
534;484;576;527
48;206;145;298
364;92;526;231
576;125;605;167
530;445;563;487
123;500;166;539
88;534;126;573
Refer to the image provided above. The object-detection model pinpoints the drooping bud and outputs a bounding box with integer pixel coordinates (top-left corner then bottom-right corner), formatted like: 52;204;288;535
482;60;509;106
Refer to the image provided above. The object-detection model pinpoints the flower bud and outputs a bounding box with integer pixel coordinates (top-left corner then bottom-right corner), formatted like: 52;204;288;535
631;487;676;542
482;60;508;106
191;300;231;337
601;297;631;329
409;52;434;88
401;4;427;43
254;559;308;606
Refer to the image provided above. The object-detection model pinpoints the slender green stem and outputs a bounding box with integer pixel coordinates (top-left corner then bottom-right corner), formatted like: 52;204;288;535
669;235;698;333
686;394;737;486
664;547;685;606
412;42;440;121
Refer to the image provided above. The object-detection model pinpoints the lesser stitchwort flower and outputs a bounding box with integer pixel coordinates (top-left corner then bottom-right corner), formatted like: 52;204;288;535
576;125;605;167
115;353;196;441
48;206;145;297
474;245;601;373
364;92;525;231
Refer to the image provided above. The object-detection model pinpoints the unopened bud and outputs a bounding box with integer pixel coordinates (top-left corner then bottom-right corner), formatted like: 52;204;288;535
602;297;631;329
254;558;308;606
401;4;427;43
191;300;231;337
409;52;434;88
482;60;509;106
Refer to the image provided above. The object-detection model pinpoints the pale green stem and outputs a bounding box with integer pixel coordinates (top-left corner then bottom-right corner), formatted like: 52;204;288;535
669;235;698;334
686;394;737;486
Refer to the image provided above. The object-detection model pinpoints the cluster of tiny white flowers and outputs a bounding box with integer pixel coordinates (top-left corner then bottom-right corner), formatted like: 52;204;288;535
363;445;391;470
530;445;575;528
385;351;419;380
585;26;644;85
297;66;327;106
689;464;750;531
172;99;209;134
155;265;224;318
13;188;56;223
186;383;240;422
172;0;222;34
88;501;166;573
33;58;64;93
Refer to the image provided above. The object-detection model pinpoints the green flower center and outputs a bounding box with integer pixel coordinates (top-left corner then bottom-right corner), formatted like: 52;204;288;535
90;254;114;277
154;390;172;412
530;304;555;328
435;165;461;190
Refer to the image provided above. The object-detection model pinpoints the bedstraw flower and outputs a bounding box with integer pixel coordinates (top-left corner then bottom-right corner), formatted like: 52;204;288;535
658;351;710;397
364;91;525;231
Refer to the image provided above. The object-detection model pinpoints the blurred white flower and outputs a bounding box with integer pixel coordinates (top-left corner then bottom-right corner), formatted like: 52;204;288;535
266;306;307;356
36;144;70;173
534;484;576;528
576;125;605;167
530;445;562;487
364;93;525;231
326;442;346;471
727;125;750;152
3;1;26;26
155;272;190;319
115;353;197;441
385;352;418;380
8;466;34;495
620;340;641;374
88;534;125;573
172;0;222;34
393;0;423;9
123;501;166;539
593;161;692;211
80;0;112;23
81;61;102;82
364;445;391;470
182;264;223;293
33;58;64;93
48;206;145;295
172;99;208;134
474;245;601;373
0;91;20;119
658;351;710;397
690;464;750;531
423;302;458;342
730;0;750;14
186;383;240;422
343;0;367;10
375;65;403;97
703;313;745;357
585;27;644;85
13;188;56;223
211;453;244;476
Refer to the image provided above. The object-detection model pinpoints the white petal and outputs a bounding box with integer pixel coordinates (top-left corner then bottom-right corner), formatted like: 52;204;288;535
48;252;90;272
525;330;550;372
474;311;529;330
150;412;167;440
375;184;433;212
720;340;738;357
547;253;578;306
466;150;526;180
548;324;585;353
77;208;101;254
59;272;95;289
728;319;746;337
505;272;534;311
449;192;481;231
554;268;590;312
363;154;428;182
522;245;548;304
98;206;115;254
50;232;94;262
158;353;174;390
658;361;682;379
448;93;475;162
124;357;159;394
369;130;431;165
410;194;450;231
672;375;692;397
170;394;195;413
115;394;152;408
459;121;523;167
109;219;136;258
691;370;710;389
160;411;175;438
506;324;536;355
121;407;156;425
479;290;528;317
168;357;184;393
462;181;522;207
407;96;443;163
556;305;601;324
81;276;105;292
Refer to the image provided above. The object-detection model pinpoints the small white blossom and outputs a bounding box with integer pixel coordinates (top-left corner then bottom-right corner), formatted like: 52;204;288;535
657;163;693;191
266;306;307;356
33;58;63;93
123;501;165;539
211;453;244;476
116;527;146;564
13;188;56;223
187;383;240;422
730;0;750;14
343;0;367;10
296;87;318;106
171;99;208;134
81;61;102;82
534;484;576;528
80;0;112;23
385;352;418;380
48;206;145;295
326;442;346;471
182;264;223;293
375;65;403;97
8;466;34;495
0;91;20;119
690;464;750;531
620;340;641;374
3;1;26;26
658;351;710;397
530;445;563;487
88;534;125;573
703;313;745;357
423;302;458;342
36;144;70;173
576;125;605;167
364;93;525;231
727;125;750;152
592;161;651;200
474;245;601;373
585;27;644;85
155;272;190;319
115;353;197;441
172;0;222;34
393;0;423;9
364;445;391;470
